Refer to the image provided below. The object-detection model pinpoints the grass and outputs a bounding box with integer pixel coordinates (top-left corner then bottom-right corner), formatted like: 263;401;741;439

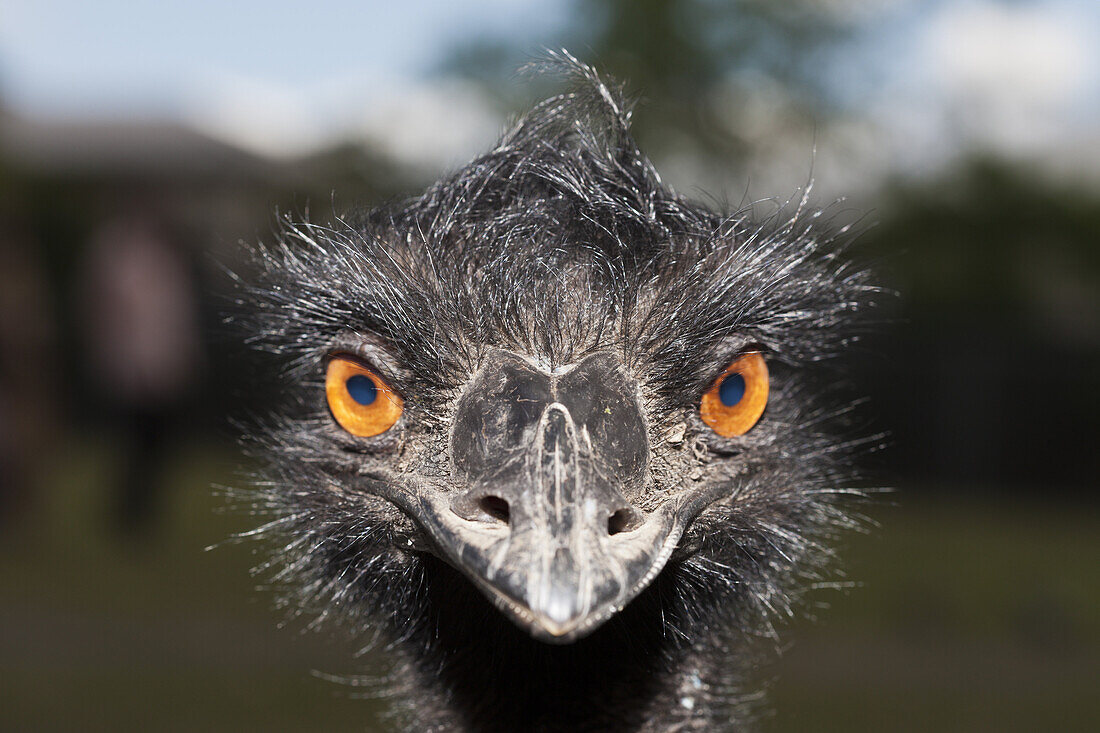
2;436;1097;731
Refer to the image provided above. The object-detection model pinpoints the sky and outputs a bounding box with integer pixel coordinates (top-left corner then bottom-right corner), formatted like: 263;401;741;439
0;0;566;112
1;0;1098;193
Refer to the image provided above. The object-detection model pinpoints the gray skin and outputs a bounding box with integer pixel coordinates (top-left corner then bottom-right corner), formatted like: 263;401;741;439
411;349;717;643
236;57;876;732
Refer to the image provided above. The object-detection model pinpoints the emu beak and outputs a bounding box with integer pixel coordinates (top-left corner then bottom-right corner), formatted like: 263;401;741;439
404;350;690;643
415;483;686;643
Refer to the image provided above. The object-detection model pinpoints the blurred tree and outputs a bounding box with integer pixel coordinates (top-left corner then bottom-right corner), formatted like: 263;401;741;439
442;0;854;178
863;158;1100;327
852;158;1100;491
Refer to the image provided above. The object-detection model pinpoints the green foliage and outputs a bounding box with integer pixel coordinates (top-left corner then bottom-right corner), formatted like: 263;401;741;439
443;0;852;166
858;157;1100;320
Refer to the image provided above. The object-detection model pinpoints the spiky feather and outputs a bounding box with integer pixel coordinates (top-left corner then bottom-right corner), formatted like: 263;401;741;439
227;53;881;731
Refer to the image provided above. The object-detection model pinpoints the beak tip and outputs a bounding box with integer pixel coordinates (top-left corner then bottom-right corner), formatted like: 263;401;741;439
525;595;623;643
528;601;586;640
528;615;587;643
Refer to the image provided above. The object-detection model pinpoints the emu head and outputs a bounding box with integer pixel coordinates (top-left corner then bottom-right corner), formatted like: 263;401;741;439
239;61;873;664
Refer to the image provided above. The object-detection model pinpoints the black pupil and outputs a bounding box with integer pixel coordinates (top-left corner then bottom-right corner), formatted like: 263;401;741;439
346;374;377;405
718;373;746;407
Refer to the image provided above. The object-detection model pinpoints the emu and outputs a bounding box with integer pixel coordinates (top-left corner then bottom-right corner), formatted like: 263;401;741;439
235;57;876;731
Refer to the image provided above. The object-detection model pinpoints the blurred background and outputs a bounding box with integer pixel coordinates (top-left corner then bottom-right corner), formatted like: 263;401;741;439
1;0;1097;730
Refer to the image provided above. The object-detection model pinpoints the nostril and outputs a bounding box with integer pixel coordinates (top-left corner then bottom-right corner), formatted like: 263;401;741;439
479;495;511;525
607;507;639;536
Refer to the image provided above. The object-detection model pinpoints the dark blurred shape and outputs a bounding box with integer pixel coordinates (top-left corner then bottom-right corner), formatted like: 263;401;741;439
1;112;274;179
853;158;1100;492
82;214;201;408
0;219;58;524
0;98;425;538
79;210;203;533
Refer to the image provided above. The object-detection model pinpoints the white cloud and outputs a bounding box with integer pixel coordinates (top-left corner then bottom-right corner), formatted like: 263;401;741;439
922;0;1097;153
626;1;1100;207
183;72;502;169
351;79;503;173
802;0;1100;202
182;74;340;158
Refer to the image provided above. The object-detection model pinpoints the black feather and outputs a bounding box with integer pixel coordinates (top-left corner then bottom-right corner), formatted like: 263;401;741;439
227;52;881;731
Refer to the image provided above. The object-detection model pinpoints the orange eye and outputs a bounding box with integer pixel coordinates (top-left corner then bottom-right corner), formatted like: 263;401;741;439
699;352;769;437
325;356;404;437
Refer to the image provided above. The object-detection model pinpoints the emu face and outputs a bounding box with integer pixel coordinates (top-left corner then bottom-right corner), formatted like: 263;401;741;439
239;59;874;727
424;349;674;641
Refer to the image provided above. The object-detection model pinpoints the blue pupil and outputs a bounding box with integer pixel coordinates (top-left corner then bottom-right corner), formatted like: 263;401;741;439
346;374;377;405
718;373;746;407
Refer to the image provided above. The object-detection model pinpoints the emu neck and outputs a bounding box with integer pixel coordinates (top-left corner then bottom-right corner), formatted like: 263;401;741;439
396;557;740;732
